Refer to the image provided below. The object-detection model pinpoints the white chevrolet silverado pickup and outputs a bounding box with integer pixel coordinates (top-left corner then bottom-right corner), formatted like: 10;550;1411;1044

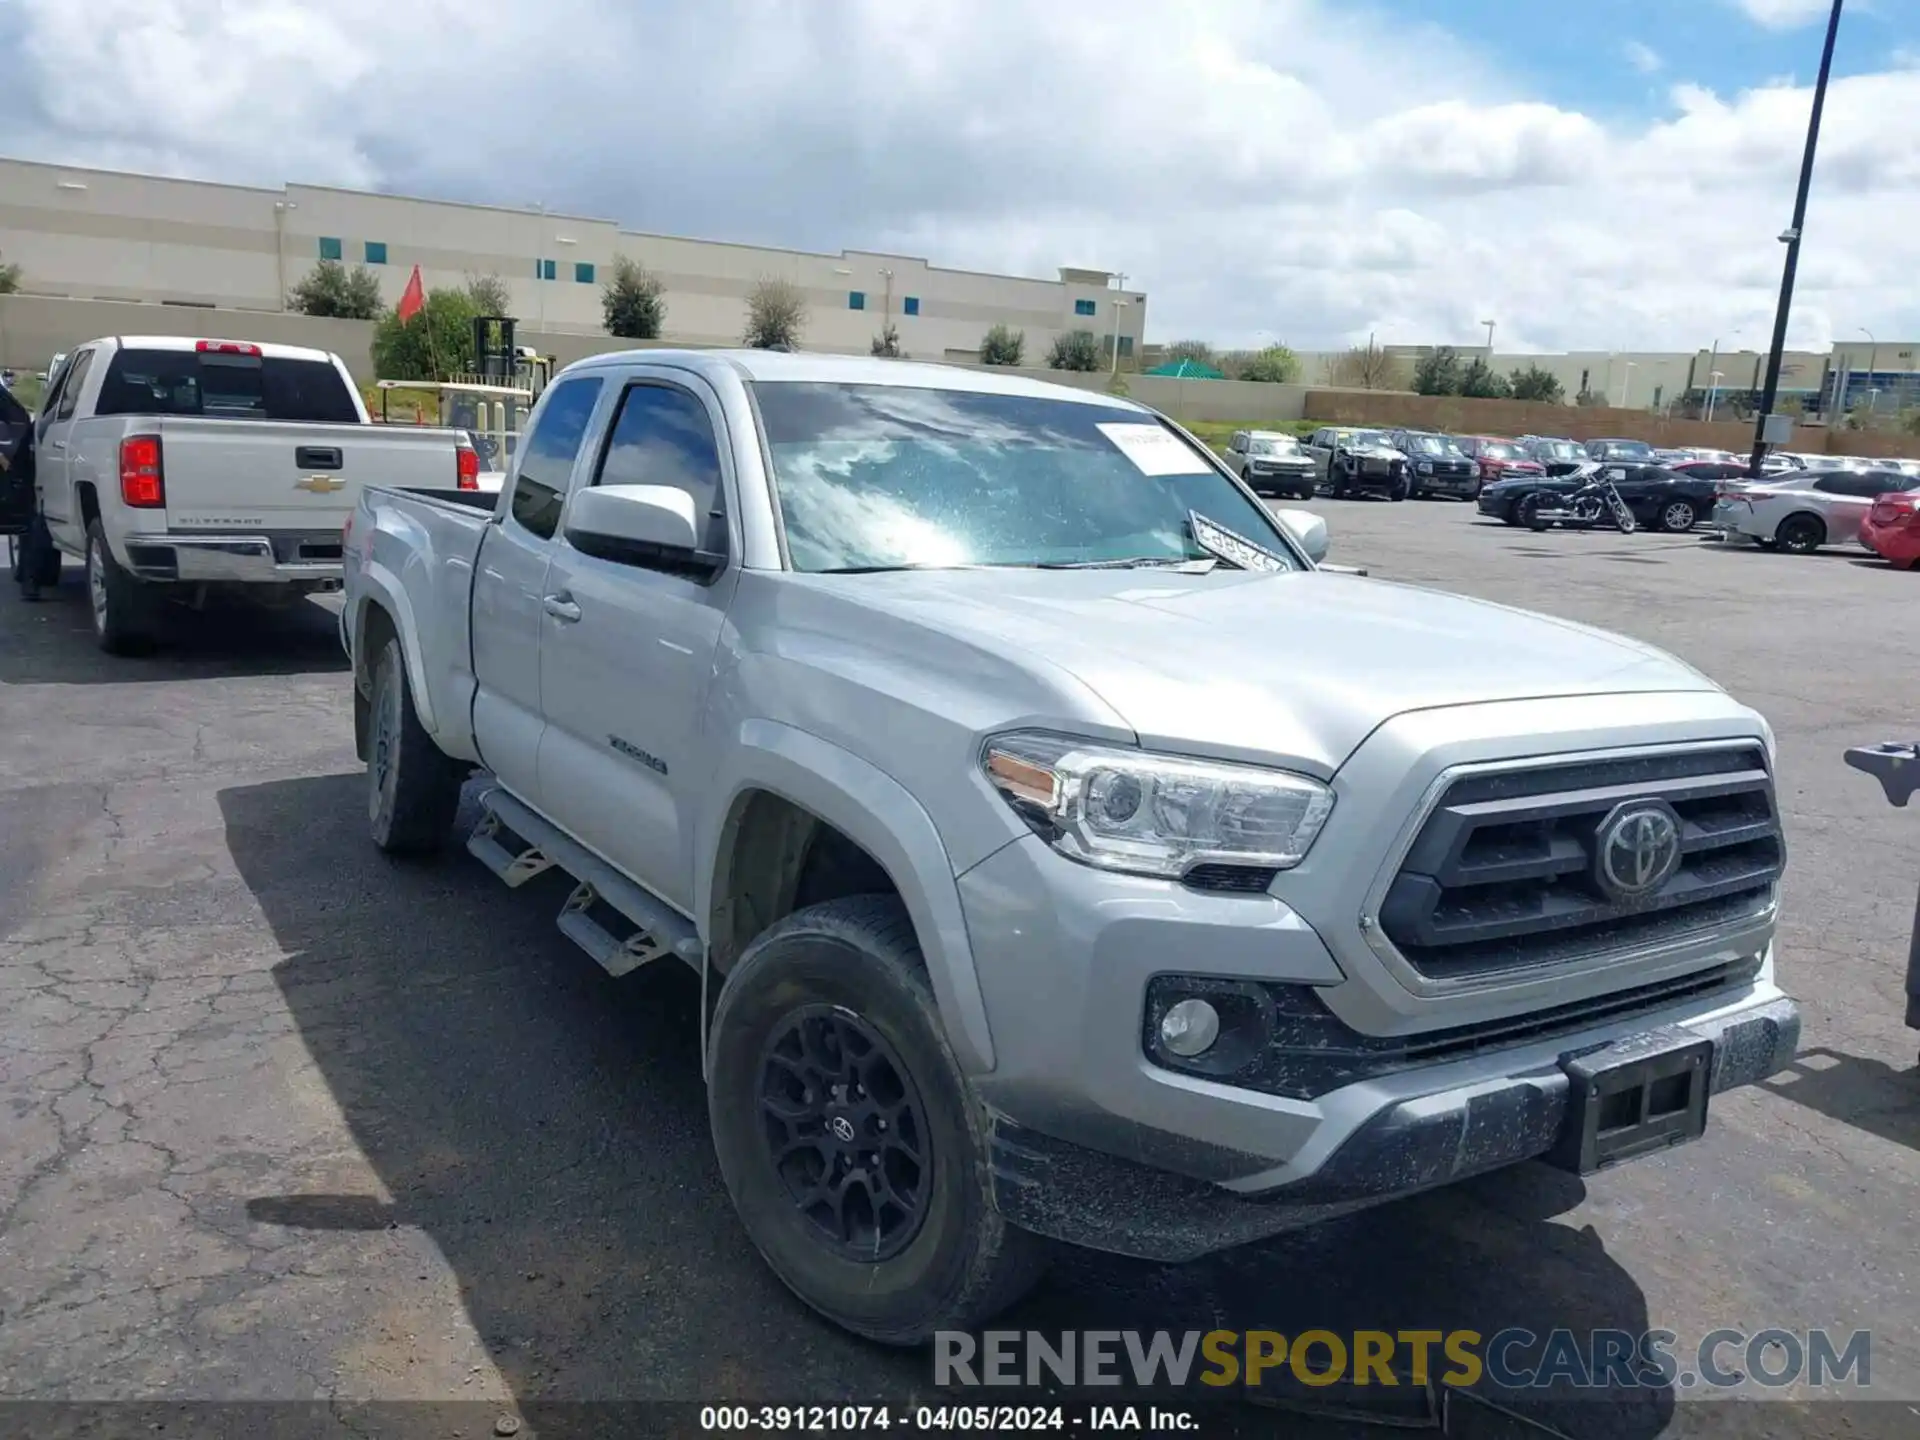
30;335;480;653
341;350;1798;1344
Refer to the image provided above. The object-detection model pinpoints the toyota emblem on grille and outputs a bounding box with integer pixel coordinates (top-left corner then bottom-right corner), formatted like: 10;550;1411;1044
1595;801;1683;901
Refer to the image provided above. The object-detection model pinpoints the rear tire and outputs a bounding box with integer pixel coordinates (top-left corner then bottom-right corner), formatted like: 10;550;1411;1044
366;632;463;854
1775;513;1825;555
708;895;1048;1344
86;520;156;655
1519;493;1551;532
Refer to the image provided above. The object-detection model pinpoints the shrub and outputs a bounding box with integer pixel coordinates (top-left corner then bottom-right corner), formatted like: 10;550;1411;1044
288;259;383;319
744;277;807;350
979;324;1025;366
1236;345;1301;384
1047;329;1102;371
601;255;666;338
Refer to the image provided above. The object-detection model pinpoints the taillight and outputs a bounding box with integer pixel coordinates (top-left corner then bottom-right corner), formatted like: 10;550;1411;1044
119;435;165;508
456;444;480;491
195;339;262;356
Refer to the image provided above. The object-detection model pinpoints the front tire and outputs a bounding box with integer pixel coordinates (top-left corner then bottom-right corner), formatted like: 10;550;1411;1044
708;896;1047;1344
366;633;463;854
86;520;156;655
1388;475;1410;502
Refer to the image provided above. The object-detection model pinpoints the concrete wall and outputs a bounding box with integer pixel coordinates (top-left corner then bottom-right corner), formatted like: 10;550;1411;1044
0;295;1296;422
0;155;1143;364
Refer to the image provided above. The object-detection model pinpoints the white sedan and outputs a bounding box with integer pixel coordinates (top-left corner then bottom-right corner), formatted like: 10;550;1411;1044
1716;467;1918;554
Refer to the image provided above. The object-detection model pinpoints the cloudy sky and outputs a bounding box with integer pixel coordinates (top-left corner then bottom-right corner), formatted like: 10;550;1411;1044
1;0;1915;353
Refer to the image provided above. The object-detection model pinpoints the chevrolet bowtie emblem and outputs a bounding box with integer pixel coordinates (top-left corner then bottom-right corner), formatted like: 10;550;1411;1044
296;475;345;493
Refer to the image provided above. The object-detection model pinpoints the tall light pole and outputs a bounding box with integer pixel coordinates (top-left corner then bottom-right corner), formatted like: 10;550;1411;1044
1749;0;1846;476
1110;273;1129;377
1859;326;1877;415
1620;361;1638;409
1707;370;1726;421
881;266;894;326
1481;319;1496;356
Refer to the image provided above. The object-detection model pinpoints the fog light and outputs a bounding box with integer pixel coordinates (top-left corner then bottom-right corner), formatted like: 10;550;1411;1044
1159;999;1221;1058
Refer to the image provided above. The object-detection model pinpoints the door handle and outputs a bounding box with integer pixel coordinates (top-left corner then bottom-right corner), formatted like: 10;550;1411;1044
46;439;65;451
543;593;582;623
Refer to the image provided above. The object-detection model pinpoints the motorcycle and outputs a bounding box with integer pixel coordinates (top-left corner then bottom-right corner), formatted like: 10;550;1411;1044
1519;467;1637;534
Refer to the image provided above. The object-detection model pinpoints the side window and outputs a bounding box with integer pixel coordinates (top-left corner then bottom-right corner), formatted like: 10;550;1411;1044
508;376;605;540
37;363;73;432
591;383;727;552
1229;433;1245;453
54;350;95;421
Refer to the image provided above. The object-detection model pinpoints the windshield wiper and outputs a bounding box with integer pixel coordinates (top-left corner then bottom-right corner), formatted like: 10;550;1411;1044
1033;556;1220;572
814;562;989;574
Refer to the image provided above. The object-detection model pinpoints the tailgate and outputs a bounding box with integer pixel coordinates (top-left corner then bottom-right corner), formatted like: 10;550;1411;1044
156;420;459;532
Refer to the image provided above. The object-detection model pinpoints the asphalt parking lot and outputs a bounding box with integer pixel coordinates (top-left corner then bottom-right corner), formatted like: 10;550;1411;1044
4;504;1920;1439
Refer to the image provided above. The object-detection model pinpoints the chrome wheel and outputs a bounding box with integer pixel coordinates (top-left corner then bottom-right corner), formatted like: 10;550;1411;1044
368;653;402;825
87;533;108;635
1662;501;1697;532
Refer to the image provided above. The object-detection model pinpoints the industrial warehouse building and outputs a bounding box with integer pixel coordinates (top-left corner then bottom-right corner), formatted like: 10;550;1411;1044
0;155;1146;363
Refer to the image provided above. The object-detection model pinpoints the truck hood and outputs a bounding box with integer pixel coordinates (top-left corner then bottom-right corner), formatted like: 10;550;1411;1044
806;568;1718;774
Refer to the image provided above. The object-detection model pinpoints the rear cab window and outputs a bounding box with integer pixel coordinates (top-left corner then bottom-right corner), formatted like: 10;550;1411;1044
94;347;361;423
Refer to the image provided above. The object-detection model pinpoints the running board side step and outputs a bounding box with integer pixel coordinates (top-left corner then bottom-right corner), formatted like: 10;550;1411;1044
468;786;702;978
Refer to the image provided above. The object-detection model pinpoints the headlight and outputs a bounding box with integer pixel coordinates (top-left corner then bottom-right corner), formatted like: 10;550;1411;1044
1416;461;1433;473
982;732;1334;880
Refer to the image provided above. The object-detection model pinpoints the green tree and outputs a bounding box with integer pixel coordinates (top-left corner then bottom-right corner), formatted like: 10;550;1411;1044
1508;363;1565;403
287;259;383;319
1165;339;1217;367
1413;346;1463;396
871;321;902;357
1904;409;1920;437
465;273;512;316
600;255;666;338
979;324;1025;366
0;250;22;296
1459;356;1511;399
1047;329;1101;371
744;277;807;350
1236;345;1301;384
372;285;483;381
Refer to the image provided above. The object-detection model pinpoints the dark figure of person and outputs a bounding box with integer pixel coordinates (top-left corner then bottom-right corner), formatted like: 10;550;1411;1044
5;427;56;602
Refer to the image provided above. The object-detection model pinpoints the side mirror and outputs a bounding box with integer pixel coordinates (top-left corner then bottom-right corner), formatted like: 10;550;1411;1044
1273;508;1329;565
565;484;723;579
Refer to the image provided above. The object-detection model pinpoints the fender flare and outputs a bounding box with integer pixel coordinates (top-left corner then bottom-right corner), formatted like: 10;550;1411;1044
697;719;997;1074
350;560;440;736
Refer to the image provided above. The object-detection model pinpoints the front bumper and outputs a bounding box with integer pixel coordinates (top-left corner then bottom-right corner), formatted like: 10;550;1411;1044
1244;464;1316;492
989;993;1797;1261
119;531;345;586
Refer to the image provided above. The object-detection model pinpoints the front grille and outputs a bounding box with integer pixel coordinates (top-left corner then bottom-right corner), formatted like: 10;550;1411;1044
1144;956;1762;1100
1377;746;1782;980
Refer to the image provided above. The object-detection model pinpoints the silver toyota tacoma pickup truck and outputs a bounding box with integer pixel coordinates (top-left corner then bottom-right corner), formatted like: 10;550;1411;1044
340;350;1797;1344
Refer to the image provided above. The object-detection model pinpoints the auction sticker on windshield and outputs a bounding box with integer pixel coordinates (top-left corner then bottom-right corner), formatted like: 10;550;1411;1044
1096;423;1213;477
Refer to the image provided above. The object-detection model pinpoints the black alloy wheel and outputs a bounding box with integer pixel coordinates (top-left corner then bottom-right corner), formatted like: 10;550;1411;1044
757;1005;931;1262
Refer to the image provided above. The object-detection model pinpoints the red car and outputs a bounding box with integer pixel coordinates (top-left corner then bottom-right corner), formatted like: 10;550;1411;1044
1860;491;1920;569
1457;435;1546;483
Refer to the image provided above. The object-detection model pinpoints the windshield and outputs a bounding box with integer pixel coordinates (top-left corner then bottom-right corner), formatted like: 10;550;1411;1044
1598;440;1655;458
752;382;1302;573
1355;430;1395;448
1248;437;1296;456
1403;435;1457;456
1481;442;1522;460
1537;441;1583;459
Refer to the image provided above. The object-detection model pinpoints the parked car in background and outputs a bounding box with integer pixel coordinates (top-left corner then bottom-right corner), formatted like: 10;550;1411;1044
1457;436;1546;486
1222;429;1318;499
1305;426;1410;501
1386;430;1479;499
1858;490;1920;569
23;334;480;653
1519;437;1590;475
1585;438;1658;464
1716;468;1920;555
1478;463;1717;533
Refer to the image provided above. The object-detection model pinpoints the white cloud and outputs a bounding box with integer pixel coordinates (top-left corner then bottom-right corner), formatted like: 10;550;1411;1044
1;0;1914;354
1624;41;1664;75
1729;0;1836;29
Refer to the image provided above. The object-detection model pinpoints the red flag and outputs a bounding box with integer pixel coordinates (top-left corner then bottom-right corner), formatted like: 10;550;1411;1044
396;265;424;323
